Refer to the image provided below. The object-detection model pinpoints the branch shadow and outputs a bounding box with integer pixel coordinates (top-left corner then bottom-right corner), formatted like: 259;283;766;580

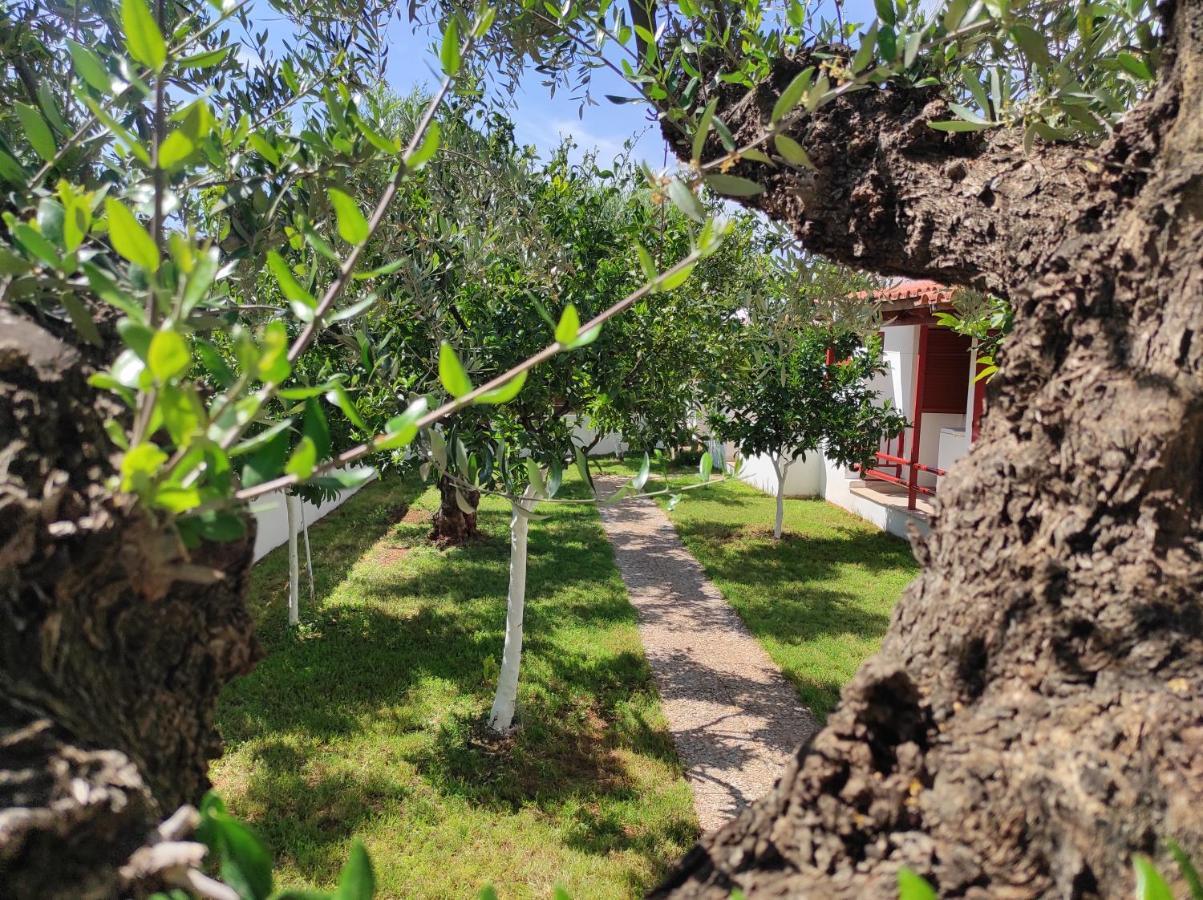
215;474;697;893
598;475;917;725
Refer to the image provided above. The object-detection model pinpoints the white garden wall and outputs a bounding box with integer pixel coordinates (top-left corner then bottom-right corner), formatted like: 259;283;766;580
739;451;824;497
567;415;628;456
251;471;377;562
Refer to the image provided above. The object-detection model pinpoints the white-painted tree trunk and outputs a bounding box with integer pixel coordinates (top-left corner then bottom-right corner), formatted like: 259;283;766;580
772;452;796;540
488;487;536;733
285;493;301;627
300;502;314;605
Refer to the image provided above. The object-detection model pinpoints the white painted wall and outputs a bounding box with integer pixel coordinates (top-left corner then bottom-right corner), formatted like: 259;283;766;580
882;325;918;416
820;455;858;509
938;426;969;491
830;479;931;538
916;412;962;489
740;451;824;497
566;415;628;457
251;470;378;562
814;323;949;540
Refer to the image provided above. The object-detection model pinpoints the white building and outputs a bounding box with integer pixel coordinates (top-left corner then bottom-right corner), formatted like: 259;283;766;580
737;281;986;540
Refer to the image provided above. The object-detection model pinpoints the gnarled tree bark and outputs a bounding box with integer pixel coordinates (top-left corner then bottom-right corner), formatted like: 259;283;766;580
0;310;259;896
430;473;480;544
656;0;1203;896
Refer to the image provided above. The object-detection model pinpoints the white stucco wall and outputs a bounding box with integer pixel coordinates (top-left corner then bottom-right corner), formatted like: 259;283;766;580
915;412;962;488
740;451;824;497
882;325;918;417
816;323;941;540
567;415;628;457
251;471;377;562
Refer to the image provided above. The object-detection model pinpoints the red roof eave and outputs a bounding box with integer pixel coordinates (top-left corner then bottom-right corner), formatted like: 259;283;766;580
852;279;957;315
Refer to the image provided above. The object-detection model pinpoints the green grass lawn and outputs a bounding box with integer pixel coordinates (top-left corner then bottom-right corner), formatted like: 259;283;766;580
212;474;696;899
599;458;919;721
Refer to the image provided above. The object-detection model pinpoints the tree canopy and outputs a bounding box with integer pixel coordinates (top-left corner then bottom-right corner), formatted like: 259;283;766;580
2;0;1199;895
709;257;906;538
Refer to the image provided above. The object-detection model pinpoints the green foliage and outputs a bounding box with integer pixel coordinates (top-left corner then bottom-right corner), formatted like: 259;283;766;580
1;0;470;522
1135;855;1175;900
327;188;370;246
897;867;937;900
0;0;717;536
1169;839;1203;899
194;792;376;900
198;793;274;900
425;0;1157;220
709;256;905;478
212;475;696;896
933;290;1013;382
333;98;757;507
7;0;1153;536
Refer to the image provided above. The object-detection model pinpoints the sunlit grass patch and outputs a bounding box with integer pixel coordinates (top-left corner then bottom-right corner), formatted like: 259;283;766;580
213;474;695;899
602;458;919;722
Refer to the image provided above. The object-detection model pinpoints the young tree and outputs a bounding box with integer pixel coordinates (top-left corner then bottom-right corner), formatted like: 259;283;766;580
713;324;905;539
424;147;763;732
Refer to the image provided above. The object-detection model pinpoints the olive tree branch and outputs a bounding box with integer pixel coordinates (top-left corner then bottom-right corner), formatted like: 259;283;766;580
232;245;707;501
27;0;256;189
159;15;485;488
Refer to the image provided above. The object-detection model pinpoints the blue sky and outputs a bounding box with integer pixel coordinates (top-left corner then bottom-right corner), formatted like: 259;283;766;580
254;3;881;171
375;13;678;168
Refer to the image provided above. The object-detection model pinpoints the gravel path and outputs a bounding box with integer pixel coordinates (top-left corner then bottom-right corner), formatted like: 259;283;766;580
596;477;817;832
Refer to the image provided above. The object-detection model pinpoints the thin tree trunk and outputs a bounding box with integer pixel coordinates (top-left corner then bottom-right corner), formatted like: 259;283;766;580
285;493;300;627
772;452;797;540
655;0;1203;895
773;454;786;540
488;486;536;733
301;501;314;605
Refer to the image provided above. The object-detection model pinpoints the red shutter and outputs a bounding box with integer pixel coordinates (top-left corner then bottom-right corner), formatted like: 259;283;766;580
921;328;972;413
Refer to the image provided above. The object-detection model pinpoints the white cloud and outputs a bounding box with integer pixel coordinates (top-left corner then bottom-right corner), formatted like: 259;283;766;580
513;109;667;171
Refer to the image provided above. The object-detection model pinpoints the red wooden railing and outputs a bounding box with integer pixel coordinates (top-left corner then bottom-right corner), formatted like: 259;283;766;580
854;323;950;511
858;450;946;510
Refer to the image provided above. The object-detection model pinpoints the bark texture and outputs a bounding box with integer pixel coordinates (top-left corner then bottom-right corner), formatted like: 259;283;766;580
0;309;260;896
686;55;1096;300
430;473;479;544
657;1;1203;896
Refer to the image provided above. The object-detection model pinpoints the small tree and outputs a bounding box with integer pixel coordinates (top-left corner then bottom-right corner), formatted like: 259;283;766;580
421;150;766;731
713;315;905;539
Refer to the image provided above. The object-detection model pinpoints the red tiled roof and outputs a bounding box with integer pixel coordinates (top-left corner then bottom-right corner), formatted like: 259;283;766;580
852;279;956;313
874;280;952;303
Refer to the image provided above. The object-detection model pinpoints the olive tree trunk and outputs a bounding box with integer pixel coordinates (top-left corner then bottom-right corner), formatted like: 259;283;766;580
0;311;260;897
430;473;480;544
655;0;1203;896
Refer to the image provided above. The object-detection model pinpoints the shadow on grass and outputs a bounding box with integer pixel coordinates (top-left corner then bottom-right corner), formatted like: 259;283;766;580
216;474;695;895
245;477;428;646
660;484;919;722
